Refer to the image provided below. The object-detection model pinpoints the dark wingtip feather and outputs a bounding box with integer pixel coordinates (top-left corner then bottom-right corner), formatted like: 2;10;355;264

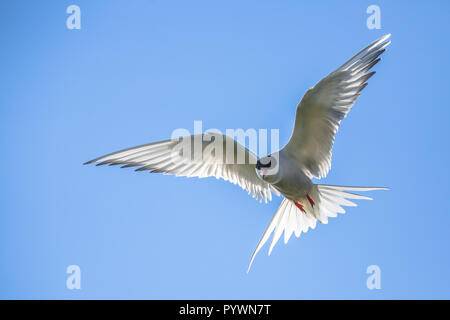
358;71;376;83
357;82;369;93
121;163;139;168
135;166;151;172
96;160;111;166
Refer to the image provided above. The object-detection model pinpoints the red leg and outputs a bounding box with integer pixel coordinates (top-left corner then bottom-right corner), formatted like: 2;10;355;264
306;194;315;208
294;201;306;213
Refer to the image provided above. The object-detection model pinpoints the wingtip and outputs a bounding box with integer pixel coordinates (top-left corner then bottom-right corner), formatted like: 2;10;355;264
369;186;390;191
380;33;391;42
96;160;110;166
381;40;392;50
369;34;391;52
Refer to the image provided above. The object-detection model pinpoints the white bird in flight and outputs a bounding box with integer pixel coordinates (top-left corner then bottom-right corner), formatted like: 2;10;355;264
85;34;391;272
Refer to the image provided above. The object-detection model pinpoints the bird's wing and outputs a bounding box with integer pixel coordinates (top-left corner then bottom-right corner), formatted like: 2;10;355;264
85;133;278;202
282;34;391;179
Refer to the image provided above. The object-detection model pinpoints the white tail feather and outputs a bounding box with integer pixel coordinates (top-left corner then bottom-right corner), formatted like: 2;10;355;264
247;184;388;272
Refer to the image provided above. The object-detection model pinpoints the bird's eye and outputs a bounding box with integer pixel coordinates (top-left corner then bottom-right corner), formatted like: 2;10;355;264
256;157;273;170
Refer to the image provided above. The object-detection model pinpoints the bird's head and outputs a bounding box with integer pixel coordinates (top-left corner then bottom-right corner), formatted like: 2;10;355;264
255;154;279;183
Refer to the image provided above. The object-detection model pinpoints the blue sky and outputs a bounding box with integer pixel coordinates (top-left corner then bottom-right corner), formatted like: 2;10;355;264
1;0;449;299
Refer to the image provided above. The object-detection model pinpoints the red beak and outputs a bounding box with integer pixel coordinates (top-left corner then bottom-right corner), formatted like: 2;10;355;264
261;169;268;178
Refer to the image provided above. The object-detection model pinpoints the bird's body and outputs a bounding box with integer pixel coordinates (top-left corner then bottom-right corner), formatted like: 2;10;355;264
85;34;391;271
269;150;313;201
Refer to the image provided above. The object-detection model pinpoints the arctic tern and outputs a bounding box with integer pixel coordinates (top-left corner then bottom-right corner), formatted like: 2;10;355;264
85;34;391;272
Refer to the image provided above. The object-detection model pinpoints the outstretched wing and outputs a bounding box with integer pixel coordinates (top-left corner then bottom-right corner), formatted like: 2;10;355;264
85;133;278;202
282;34;391;179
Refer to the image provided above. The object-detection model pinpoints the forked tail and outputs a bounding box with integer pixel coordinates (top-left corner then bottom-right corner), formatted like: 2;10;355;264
247;184;388;272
